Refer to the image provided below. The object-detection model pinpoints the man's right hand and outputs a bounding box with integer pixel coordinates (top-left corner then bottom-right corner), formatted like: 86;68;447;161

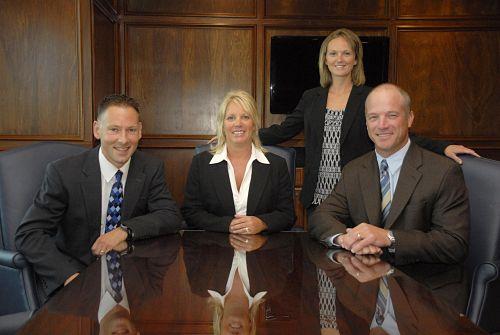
64;272;79;286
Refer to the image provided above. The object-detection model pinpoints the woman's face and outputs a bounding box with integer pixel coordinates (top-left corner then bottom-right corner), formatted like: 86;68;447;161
325;37;357;80
223;101;255;148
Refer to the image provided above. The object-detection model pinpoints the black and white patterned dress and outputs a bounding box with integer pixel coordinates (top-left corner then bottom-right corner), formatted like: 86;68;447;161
312;108;344;205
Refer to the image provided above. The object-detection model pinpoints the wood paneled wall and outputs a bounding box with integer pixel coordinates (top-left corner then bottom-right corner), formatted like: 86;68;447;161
1;0;499;229
0;0;93;146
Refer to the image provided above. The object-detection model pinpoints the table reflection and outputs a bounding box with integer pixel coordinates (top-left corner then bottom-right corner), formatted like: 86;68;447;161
43;234;181;335
307;240;473;335
18;232;484;335
183;231;296;335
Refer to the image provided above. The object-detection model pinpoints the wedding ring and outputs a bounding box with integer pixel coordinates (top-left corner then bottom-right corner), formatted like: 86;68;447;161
245;227;249;233
100;250;105;254
356;233;362;239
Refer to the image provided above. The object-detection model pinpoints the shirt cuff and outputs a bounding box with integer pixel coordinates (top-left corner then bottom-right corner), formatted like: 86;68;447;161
322;233;343;248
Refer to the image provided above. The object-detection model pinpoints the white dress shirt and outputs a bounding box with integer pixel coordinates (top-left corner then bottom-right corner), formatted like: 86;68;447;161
209;144;269;216
98;148;131;234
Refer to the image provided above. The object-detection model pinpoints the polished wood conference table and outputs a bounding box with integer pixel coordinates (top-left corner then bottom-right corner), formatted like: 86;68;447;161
19;231;485;335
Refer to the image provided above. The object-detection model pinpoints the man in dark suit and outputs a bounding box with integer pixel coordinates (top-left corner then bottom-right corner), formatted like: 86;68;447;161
309;83;469;264
15;94;182;298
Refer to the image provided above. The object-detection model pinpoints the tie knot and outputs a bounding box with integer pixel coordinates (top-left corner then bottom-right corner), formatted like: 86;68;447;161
115;170;123;182
380;159;389;173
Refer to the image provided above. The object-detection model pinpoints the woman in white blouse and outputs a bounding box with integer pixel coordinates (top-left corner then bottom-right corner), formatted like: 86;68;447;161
182;90;295;234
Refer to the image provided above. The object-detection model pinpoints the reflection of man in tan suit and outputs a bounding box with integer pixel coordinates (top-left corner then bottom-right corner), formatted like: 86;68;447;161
307;241;473;335
310;83;469;264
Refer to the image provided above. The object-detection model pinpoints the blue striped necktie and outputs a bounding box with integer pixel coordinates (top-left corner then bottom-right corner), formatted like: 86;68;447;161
380;159;391;224
375;276;389;325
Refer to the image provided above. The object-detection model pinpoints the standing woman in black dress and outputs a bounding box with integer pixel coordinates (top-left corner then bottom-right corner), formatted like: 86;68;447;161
259;28;478;215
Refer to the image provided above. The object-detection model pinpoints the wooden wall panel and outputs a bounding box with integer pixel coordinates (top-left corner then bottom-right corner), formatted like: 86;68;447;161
396;29;500;139
92;1;118;121
141;148;196;206
0;0;84;139
126;25;255;137
125;0;256;17
398;0;500;18
265;0;388;18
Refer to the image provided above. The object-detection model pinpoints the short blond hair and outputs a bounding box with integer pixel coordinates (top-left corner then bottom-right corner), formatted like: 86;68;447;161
318;28;366;87
365;83;412;115
213;90;265;154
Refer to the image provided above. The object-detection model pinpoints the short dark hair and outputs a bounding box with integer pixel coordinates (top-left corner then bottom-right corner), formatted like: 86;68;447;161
97;94;140;120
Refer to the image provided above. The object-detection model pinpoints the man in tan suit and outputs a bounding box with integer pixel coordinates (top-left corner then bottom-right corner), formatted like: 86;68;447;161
309;83;469;264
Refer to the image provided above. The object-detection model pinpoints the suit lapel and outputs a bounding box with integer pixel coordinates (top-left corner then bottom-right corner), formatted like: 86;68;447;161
385;144;423;229
247;160;270;215
81;148;102;237
340;85;364;146
210;161;236;214
359;152;382;227
122;154;146;220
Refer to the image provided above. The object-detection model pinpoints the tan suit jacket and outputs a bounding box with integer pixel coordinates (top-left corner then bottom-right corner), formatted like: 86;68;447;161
309;143;469;264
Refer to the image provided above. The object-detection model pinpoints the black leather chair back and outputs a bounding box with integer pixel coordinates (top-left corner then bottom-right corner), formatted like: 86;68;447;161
0;142;87;327
461;155;500;272
0;142;87;251
194;144;296;188
461;155;500;332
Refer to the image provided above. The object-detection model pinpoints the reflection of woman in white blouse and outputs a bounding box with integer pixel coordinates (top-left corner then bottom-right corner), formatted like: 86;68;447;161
208;248;267;335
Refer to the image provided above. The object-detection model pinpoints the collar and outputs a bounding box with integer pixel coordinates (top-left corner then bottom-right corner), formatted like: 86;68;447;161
98;147;131;183
375;139;411;168
209;143;270;165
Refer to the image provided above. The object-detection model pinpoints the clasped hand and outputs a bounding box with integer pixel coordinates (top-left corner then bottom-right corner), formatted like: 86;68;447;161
337;223;390;255
229;234;267;252
334;251;391;282
229;215;267;235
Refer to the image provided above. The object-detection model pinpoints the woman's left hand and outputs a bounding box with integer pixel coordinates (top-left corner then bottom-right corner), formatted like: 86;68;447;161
229;234;268;252
444;144;480;164
229;215;268;234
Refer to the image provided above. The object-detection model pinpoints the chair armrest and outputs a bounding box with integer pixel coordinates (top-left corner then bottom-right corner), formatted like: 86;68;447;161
0;250;29;269
466;261;500;324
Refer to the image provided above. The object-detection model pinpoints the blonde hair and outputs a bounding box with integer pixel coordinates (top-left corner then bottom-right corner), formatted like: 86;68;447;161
318;28;366;87
208;296;264;335
213;90;265;154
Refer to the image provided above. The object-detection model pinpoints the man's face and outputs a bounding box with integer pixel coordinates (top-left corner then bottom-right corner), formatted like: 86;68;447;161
93;105;142;168
365;88;414;157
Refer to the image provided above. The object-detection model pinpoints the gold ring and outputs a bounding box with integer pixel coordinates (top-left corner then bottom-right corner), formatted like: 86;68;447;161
100;250;105;254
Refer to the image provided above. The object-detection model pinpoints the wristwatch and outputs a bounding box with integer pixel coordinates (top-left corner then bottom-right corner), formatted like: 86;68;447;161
387;230;396;253
120;224;134;241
